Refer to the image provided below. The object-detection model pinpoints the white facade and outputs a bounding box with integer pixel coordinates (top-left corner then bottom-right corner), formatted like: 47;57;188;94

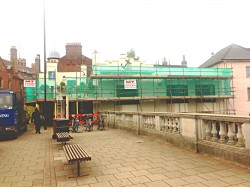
38;58;87;88
95;53;151;67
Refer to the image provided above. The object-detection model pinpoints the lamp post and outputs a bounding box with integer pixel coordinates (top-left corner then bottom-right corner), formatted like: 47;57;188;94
43;0;47;130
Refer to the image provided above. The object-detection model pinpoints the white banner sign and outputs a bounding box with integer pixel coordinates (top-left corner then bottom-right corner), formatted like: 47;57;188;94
124;79;137;89
24;80;36;87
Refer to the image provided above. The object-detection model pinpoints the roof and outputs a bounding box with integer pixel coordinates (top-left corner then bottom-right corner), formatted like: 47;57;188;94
199;44;250;68
2;59;35;74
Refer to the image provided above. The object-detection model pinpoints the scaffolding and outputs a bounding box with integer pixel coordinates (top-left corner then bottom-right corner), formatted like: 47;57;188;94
25;66;234;114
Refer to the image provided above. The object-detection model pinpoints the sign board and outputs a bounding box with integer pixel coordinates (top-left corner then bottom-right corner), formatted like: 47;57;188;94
124;79;137;89
24;80;36;87
48;71;56;79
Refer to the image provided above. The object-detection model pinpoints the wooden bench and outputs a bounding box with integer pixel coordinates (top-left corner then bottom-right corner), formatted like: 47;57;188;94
63;144;91;176
56;132;72;145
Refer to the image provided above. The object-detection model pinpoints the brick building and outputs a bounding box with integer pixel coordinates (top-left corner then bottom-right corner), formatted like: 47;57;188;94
58;42;92;76
0;46;37;98
31;42;93;120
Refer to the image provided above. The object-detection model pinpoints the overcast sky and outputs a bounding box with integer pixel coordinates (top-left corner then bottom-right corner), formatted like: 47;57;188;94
1;0;250;68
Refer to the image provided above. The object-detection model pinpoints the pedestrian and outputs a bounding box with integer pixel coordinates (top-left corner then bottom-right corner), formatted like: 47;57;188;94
31;107;42;134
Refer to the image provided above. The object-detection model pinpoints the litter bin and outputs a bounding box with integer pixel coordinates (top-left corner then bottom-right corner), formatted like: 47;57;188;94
52;118;70;139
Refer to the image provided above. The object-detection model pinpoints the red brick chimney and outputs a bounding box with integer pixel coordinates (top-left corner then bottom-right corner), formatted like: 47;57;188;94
10;46;18;72
65;42;82;57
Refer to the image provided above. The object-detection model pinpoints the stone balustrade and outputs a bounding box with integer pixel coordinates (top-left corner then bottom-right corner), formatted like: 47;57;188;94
101;111;250;166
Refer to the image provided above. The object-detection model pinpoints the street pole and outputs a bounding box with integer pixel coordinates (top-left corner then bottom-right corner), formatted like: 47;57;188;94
43;0;47;130
76;58;78;114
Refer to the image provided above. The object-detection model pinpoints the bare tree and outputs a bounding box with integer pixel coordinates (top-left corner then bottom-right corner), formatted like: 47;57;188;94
127;49;140;60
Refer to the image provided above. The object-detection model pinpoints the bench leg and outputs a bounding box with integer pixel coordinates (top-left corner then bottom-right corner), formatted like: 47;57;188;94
77;161;80;177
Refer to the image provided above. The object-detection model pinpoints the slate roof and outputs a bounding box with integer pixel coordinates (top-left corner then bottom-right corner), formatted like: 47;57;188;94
2;59;35;74
199;44;250;68
2;59;35;79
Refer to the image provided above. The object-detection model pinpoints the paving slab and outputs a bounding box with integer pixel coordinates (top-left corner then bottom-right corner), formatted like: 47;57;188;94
0;124;250;187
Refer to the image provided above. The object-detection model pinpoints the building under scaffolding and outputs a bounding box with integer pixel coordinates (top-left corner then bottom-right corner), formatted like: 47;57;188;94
25;65;234;118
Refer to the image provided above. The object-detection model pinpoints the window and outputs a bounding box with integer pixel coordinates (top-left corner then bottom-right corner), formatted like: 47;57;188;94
248;88;250;100
0;93;13;109
246;67;250;77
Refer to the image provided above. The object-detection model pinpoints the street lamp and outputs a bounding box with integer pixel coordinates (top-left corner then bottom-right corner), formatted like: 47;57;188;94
43;0;47;130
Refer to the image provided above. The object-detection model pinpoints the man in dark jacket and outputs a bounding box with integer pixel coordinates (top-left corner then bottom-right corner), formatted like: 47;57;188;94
31;108;42;134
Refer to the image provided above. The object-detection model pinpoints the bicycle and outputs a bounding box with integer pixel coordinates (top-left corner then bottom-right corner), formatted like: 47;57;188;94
85;117;93;132
72;116;80;133
97;117;105;131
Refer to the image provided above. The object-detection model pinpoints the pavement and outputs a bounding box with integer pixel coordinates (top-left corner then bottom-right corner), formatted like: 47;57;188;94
1;124;250;187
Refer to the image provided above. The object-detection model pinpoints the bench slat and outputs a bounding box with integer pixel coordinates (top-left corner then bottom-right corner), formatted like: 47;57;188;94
66;145;78;162
56;132;70;145
72;145;88;161
75;145;91;161
63;144;90;163
63;144;91;176
64;149;71;161
71;145;81;160
64;145;74;161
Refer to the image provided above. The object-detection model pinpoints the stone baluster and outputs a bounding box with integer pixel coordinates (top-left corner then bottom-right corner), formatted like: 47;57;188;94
153;116;156;129
130;115;133;126
236;123;245;147
172;118;178;133
124;115;127;126
118;114;121;125
146;116;149;128
211;121;218;142
151;116;155;129
205;121;211;140
148;116;151;128
128;115;131;126
160;117;165;131
227;122;236;145
164;117;167;131
152;116;156;130
142;116;146;128
169;118;173;133
167;118;170;132
172;118;176;133
149;116;152;128
219;121;226;143
147;116;150;129
128;115;130;126
147;116;150;128
176;117;180;133
160;117;164;131
120;114;125;125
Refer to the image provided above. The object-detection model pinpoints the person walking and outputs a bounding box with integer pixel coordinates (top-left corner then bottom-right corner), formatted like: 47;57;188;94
31;107;42;134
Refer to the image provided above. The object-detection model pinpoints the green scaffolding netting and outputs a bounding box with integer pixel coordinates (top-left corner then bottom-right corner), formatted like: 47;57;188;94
92;66;232;76
26;66;232;101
